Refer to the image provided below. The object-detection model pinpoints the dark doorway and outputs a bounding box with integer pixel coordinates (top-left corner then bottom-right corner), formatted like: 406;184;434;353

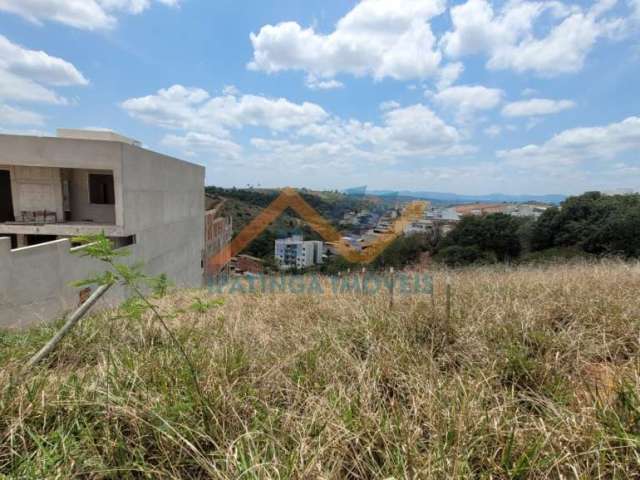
0;170;14;223
0;170;16;248
89;173;115;205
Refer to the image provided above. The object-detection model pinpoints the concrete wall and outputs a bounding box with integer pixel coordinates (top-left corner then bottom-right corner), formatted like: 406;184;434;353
0;237;134;329
57;128;140;146
121;144;204;288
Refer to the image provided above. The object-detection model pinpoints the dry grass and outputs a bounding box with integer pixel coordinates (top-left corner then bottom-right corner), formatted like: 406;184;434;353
1;260;640;478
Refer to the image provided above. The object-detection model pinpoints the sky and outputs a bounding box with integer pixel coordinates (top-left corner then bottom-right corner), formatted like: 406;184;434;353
0;0;639;195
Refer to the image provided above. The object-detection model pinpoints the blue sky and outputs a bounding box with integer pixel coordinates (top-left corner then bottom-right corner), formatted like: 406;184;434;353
0;0;639;195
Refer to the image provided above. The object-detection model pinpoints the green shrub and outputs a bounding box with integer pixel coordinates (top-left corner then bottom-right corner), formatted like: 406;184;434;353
434;245;495;267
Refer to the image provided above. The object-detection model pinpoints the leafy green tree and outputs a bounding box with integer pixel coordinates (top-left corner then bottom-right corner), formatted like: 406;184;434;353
528;192;640;258
438;213;523;263
529;207;560;251
583;208;640;257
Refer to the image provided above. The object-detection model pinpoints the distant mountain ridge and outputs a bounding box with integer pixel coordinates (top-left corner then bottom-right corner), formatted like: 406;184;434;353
367;190;566;205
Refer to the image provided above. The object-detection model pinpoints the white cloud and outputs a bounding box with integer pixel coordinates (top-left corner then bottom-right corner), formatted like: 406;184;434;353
0;35;87;105
498;116;640;168
0;35;88;87
305;76;344;90
247;105;473;173
436;62;464;90
293;103;470;158
98;0;179;14
0;103;45;126
249;137;381;172
441;0;625;76
379;100;401;111
123;84;472;176
122;85;212;130
441;0;549;58
502;98;576;117
248;0;461;84
431;84;503;121
121;84;328;136
0;0;179;30
161;132;243;160
222;85;240;96
0;69;64;104
489;11;617;75
122;85;331;163
380;104;470;155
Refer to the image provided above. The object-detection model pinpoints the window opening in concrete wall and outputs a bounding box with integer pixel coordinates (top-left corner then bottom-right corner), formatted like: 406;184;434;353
26;235;58;246
89;174;115;205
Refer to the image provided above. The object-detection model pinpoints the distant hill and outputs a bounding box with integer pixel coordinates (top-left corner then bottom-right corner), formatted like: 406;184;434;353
205;186;382;259
368;190;566;205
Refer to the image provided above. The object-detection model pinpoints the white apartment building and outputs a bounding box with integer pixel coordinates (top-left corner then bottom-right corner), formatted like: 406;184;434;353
274;235;324;269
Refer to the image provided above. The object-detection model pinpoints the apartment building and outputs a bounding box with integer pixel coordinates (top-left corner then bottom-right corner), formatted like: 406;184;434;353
274;235;324;269
0;129;205;328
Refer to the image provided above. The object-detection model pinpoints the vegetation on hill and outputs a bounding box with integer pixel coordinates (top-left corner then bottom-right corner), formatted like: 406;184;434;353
372;233;432;269
207;188;640;269
530;191;640;257
206;186;381;259
435;213;524;266
435;192;640;266
206;193;314;260
317;233;433;274
205;186;377;228
2;261;640;477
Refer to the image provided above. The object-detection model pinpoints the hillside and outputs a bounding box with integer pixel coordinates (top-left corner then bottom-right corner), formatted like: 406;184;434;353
209;192;299;237
205;186;384;259
206;186;381;231
2;261;640;477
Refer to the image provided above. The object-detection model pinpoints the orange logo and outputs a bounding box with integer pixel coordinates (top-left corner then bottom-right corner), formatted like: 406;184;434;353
209;188;427;271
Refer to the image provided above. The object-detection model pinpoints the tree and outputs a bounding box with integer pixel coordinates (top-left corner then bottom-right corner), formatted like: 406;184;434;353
583;208;640;257
529;207;560;251
437;213;523;263
373;233;430;269
528;192;640;258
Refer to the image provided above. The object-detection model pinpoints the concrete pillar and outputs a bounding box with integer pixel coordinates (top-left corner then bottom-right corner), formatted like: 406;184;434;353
0;237;12;306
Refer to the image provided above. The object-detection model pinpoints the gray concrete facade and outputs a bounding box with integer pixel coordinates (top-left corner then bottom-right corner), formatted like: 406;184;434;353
0;131;205;329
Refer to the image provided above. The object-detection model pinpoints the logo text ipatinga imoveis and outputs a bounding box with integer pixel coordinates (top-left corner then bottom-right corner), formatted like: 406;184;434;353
209;272;433;295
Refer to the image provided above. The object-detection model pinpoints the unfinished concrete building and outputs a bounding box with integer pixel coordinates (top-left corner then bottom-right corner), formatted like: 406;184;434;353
0;129;205;329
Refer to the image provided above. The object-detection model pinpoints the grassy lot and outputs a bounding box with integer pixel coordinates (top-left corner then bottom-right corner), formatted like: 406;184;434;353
1;261;640;478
